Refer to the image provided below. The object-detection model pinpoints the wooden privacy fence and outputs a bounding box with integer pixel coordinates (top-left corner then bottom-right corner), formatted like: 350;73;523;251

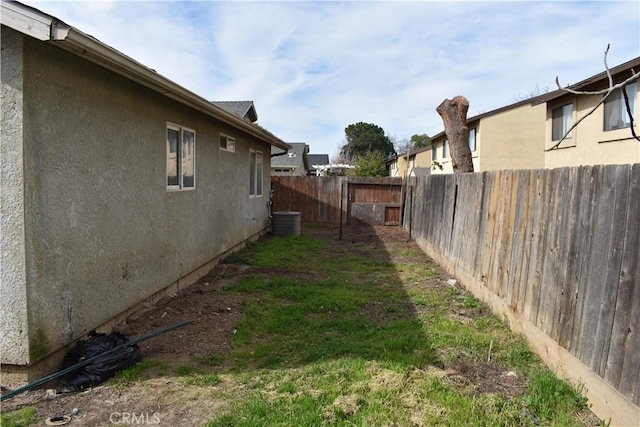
405;164;639;425
271;176;402;225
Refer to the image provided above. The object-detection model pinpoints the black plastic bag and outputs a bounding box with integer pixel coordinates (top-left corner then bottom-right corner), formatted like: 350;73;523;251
56;331;141;393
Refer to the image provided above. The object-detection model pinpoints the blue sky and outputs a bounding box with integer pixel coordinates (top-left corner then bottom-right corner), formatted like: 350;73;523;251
27;1;640;157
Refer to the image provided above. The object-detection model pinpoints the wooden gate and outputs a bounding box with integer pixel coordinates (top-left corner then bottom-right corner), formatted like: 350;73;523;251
271;176;403;226
347;179;402;226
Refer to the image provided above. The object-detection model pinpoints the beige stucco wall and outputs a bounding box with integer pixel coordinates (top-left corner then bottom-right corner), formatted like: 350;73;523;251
390;148;432;177
478;103;546;171
388;157;404;177
1;29;273;366
545;88;640;169
408;148;432;176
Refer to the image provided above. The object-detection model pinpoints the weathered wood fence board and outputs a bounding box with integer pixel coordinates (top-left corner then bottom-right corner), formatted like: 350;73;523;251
614;164;640;401
406;164;640;411
271;176;402;225
271;176;342;223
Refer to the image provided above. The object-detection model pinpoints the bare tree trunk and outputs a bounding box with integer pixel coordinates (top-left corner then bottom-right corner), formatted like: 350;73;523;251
436;96;474;174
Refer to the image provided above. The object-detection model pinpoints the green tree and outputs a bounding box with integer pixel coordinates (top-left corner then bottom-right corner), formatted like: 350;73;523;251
354;151;387;177
410;133;431;149
341;122;396;159
396;133;432;155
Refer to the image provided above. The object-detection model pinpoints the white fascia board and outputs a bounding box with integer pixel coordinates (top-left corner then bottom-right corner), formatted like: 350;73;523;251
1;1;52;40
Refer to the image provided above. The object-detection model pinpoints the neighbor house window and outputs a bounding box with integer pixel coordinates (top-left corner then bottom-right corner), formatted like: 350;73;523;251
604;82;637;131
249;149;263;197
219;133;235;152
552;104;573;140
468;128;477;152
167;124;195;190
443;140;449;158
432;144;437;161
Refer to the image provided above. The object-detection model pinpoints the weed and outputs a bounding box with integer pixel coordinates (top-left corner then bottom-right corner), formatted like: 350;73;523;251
176;365;200;376
199;353;220;366
525;369;589;421
462;294;482;309
182;373;221;387
112;359;166;386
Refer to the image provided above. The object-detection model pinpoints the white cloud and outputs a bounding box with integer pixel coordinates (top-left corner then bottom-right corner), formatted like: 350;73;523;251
25;0;640;156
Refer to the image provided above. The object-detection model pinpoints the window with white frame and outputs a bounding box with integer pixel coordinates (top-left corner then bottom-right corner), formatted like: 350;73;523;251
604;81;637;131
432;144;437;161
443;140;449;158
249;149;263;197
167;124;195;190
552;104;573;141
468;128;477;152
219;133;235;152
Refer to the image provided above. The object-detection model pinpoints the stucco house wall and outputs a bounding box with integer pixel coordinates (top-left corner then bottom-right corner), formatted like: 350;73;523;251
388;147;433;177
477;103;546;171
1;26;30;366
1;20;284;373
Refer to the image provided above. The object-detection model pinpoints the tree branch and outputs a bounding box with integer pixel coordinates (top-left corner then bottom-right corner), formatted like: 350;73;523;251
555;45;640;96
622;83;640;142
555;71;640;96
546;95;609;151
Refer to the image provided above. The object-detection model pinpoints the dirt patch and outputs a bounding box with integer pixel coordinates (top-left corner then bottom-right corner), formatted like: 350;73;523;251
119;263;249;361
443;355;528;396
358;302;416;324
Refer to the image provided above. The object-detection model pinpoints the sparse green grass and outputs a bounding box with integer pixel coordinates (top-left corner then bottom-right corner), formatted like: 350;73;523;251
182;373;221;387
111;359;168;387
175;365;200;376
525;369;589;421
198;353;221;366
462;294;483;309
0;407;37;427
202;230;597;426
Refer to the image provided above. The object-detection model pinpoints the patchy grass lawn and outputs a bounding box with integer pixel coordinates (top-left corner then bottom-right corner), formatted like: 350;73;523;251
1;226;603;426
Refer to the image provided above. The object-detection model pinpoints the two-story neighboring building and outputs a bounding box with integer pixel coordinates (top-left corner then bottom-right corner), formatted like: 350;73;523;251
429;99;547;174
423;56;639;175
271;142;310;176
387;146;433;177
